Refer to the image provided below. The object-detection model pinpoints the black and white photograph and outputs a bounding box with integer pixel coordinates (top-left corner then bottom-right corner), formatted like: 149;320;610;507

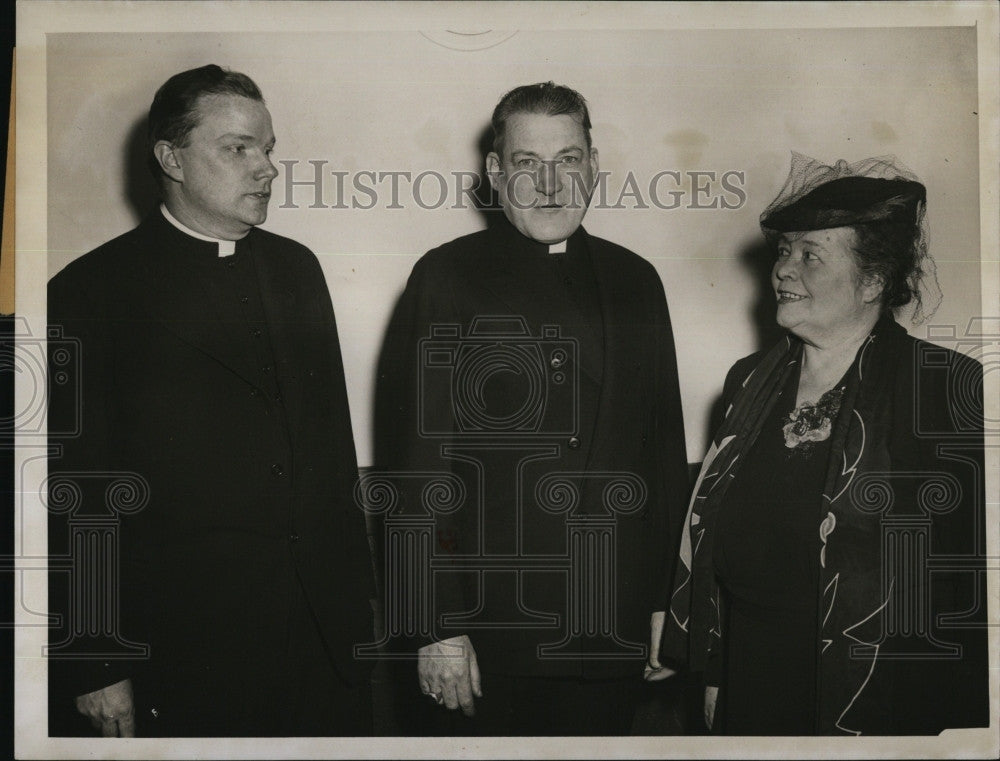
9;1;998;758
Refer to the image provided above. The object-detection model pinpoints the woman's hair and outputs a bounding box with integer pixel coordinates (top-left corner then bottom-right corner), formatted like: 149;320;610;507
851;214;925;312
761;153;940;323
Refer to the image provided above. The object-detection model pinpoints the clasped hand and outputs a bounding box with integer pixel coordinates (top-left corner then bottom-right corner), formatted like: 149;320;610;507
75;678;135;737
417;634;482;717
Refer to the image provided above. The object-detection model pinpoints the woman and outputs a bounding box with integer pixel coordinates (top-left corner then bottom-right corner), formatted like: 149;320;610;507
660;155;989;735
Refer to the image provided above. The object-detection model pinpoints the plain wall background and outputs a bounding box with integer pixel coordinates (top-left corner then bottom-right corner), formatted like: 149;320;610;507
45;28;981;466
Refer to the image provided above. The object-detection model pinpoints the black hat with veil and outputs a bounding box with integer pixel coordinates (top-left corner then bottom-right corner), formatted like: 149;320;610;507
760;152;942;323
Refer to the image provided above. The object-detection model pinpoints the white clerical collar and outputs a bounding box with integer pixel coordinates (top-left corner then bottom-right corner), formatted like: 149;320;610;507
160;204;237;257
548;240;567;255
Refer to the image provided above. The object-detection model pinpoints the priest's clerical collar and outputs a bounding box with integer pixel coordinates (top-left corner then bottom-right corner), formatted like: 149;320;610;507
548;240;567;254
160;204;237;257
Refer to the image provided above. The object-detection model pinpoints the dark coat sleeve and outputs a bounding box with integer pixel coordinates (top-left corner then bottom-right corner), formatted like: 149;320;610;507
372;251;468;646
878;342;990;733
650;273;692;613
47;259;146;707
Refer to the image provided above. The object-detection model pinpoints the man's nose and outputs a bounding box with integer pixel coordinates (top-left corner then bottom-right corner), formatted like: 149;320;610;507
256;153;279;181
535;160;562;197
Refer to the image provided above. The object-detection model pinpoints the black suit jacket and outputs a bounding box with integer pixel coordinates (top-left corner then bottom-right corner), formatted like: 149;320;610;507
374;220;689;679
47;211;374;732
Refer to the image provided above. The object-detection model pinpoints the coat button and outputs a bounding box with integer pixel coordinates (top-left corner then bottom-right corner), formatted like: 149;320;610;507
289;533;300;543
271;463;285;476
568;437;581;450
252;328;262;338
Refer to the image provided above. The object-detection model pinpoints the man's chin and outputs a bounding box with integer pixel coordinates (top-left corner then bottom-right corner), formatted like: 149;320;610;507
514;214;585;245
243;210;269;228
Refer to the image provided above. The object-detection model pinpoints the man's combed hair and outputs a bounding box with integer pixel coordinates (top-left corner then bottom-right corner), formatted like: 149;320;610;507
147;64;263;177
491;81;592;156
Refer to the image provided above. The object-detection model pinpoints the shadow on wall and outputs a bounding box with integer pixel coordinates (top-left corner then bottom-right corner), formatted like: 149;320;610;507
124;113;161;224
472;121;507;233
701;236;785;450
741;236;785;355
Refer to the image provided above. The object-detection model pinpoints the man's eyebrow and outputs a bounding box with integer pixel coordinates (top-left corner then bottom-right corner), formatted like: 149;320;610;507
216;132;275;144
510;146;584;158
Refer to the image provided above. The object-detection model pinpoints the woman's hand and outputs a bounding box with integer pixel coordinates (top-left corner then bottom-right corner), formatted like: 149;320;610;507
644;611;677;681
704;685;719;730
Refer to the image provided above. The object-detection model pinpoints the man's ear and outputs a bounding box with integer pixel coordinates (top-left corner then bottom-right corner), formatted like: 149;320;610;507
588;146;599;180
153;141;184;183
485;152;502;192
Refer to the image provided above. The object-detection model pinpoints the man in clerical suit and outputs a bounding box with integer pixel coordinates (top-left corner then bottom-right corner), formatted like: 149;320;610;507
47;65;375;737
374;82;689;735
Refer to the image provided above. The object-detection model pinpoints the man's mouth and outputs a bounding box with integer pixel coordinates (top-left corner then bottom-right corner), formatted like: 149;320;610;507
248;191;271;200
776;290;806;303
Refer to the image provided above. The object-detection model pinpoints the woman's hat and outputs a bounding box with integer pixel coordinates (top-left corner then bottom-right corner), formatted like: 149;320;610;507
761;175;925;232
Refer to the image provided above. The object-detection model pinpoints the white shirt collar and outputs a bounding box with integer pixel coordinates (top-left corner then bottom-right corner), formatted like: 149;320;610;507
160;204;237;257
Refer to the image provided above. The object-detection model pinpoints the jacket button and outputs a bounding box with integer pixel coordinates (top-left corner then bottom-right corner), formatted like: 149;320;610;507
568;437;581;450
249;388;258;397
252;328;262;338
271;463;285;476
289;533;300;543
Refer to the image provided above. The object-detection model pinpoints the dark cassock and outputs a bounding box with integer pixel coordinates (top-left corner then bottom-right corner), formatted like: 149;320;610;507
47;207;375;736
374;216;690;734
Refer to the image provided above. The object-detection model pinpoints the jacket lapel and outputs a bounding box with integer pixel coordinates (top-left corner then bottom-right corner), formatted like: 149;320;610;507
249;233;305;443
580;233;629;468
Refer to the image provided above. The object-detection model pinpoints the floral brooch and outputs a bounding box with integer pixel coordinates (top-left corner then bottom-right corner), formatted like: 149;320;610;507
782;387;845;451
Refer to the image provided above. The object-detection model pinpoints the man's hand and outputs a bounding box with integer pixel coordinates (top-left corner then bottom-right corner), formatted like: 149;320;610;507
704;685;719;730
417;634;482;717
644;610;676;681
75;678;136;737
